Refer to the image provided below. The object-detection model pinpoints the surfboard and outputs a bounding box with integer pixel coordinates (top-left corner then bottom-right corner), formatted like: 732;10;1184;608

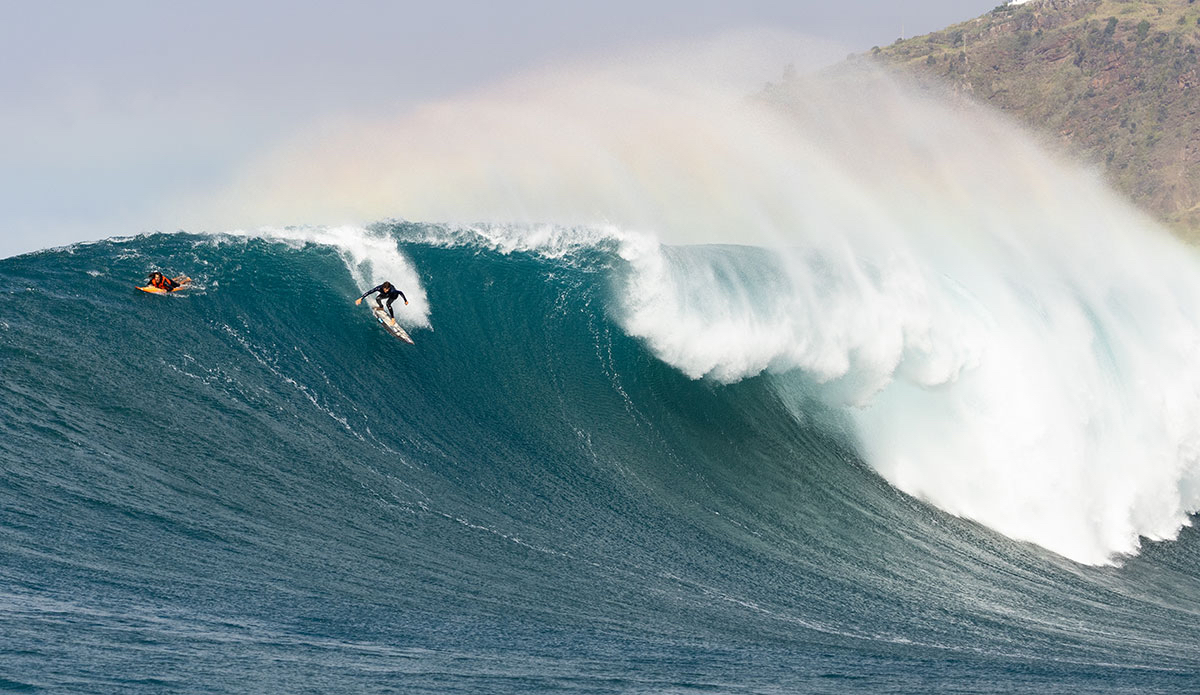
136;285;171;294
372;307;414;344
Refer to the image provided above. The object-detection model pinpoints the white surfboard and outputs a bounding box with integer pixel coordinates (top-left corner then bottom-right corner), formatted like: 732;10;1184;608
372;307;414;344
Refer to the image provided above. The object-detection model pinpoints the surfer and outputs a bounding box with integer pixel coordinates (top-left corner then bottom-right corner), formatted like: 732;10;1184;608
147;272;186;292
356;281;408;319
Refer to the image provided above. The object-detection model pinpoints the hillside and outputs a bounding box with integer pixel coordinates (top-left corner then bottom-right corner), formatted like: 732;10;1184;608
870;0;1200;240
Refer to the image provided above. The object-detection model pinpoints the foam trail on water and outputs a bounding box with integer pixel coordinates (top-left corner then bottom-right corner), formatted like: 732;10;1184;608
187;33;1200;563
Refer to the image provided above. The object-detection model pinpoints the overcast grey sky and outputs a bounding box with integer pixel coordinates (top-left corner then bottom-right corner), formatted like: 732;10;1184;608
1;1;1001;257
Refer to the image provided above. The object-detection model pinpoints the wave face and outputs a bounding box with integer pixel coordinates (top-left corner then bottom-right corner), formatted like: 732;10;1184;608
3;227;1200;693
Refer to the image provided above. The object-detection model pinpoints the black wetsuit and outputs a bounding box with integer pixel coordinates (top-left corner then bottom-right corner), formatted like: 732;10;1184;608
360;284;407;318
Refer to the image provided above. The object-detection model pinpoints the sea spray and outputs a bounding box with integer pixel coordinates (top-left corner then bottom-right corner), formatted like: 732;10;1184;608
601;72;1200;562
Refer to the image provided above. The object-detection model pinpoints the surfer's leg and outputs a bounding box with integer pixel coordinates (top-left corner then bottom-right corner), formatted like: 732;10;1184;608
385;296;396;318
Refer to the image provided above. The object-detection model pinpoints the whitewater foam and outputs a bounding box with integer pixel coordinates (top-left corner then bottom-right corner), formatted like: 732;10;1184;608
611;222;1200;565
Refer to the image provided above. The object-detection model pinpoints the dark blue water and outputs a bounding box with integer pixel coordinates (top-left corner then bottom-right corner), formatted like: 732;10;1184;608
2;229;1199;693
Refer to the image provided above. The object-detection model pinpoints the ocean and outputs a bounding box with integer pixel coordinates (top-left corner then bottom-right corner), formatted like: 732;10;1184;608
2;220;1200;693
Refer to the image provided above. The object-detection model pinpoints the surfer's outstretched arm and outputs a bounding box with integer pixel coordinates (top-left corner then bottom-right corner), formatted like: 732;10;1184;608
355;284;383;305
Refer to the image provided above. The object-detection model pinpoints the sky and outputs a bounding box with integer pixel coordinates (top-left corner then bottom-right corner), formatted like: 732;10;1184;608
0;1;1002;258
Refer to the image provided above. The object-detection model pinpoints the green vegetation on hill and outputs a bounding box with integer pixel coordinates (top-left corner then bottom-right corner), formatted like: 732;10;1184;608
871;0;1200;240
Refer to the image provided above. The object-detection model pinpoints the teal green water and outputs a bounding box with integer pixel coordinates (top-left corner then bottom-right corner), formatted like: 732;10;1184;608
1;227;1199;693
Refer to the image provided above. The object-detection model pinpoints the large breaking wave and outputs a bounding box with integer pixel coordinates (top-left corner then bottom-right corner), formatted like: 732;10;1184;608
170;39;1200;565
6;33;1200;692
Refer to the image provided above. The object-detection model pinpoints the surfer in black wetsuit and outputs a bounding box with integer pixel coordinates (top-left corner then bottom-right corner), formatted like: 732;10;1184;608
355;281;408;318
